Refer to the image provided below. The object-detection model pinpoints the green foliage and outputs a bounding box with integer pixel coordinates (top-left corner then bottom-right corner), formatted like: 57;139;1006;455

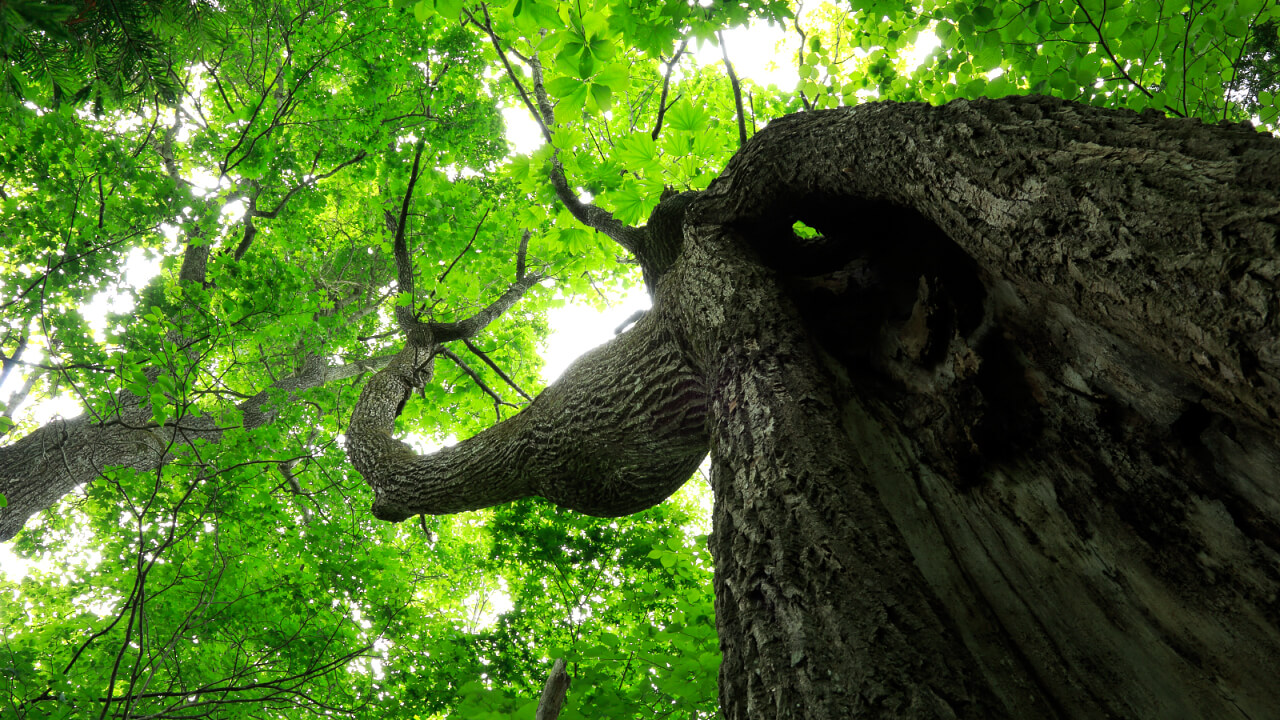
1;0;1271;718
0;0;223;107
787;0;1279;128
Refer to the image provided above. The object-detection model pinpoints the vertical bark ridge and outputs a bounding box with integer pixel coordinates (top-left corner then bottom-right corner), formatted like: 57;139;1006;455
673;226;1003;719
680;97;1280;718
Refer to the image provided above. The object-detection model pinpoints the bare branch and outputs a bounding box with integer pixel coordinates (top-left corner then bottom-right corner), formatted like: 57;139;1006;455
393;139;429;337
463;338;533;402
527;55;647;253
516;229;531;281
651;38;689;141
469;11;645;254
439;347;518;421
437;207;490;286
470;4;553;144
614;309;647;335
430;272;543;343
794;2;813;111
718;31;749;148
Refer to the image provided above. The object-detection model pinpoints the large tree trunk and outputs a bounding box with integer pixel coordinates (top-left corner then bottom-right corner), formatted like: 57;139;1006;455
349;95;1280;718
681;96;1280;718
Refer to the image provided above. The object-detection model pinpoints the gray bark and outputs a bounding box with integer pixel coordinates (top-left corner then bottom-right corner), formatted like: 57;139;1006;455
535;658;570;720
683;96;1280;717
350;96;1280;718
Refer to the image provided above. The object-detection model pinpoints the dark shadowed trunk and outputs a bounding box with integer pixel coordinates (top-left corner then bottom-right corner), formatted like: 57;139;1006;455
352;96;1280;718
681;96;1279;718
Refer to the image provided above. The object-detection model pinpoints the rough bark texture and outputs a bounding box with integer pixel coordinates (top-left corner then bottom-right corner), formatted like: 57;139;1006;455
683;96;1280;718
353;96;1280;718
535;658;570;720
350;303;708;520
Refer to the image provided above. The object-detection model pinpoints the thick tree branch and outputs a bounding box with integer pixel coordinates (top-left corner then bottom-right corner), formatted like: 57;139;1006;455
535;658;570;720
429;271;543;343
393;139;429;337
349;305;707;522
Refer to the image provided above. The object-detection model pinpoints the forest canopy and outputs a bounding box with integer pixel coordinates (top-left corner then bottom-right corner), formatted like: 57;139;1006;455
1;0;1277;718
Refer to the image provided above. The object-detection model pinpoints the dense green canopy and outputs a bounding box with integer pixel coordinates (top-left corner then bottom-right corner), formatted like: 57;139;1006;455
1;0;1275;718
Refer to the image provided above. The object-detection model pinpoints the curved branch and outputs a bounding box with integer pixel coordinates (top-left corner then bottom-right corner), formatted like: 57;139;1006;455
351;307;708;522
717;31;748;148
524;55;647;253
651;38;689;141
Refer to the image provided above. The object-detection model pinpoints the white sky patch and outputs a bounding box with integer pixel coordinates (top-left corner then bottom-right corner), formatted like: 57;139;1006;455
693;22;798;92
503;105;544;156
906;30;942;70
541;289;650;385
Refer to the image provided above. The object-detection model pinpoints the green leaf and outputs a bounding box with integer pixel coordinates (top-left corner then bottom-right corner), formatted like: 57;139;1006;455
544;76;583;99
434;0;464;16
611;183;649;224
666;100;706;132
578;51;596;79
616;132;656;168
413;0;431;23
588;82;612;111
595;64;629;92
552;82;589;123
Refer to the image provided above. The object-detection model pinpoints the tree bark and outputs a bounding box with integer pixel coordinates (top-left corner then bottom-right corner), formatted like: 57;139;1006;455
351;96;1280;718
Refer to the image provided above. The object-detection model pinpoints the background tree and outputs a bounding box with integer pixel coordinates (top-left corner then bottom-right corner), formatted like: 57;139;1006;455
2;0;1278;718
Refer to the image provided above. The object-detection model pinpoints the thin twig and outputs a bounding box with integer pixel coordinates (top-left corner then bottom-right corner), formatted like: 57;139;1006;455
718;31;748;147
439;347;518;420
794;1;813;111
437;207;490;285
651;38;689;140
463;338;533;401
